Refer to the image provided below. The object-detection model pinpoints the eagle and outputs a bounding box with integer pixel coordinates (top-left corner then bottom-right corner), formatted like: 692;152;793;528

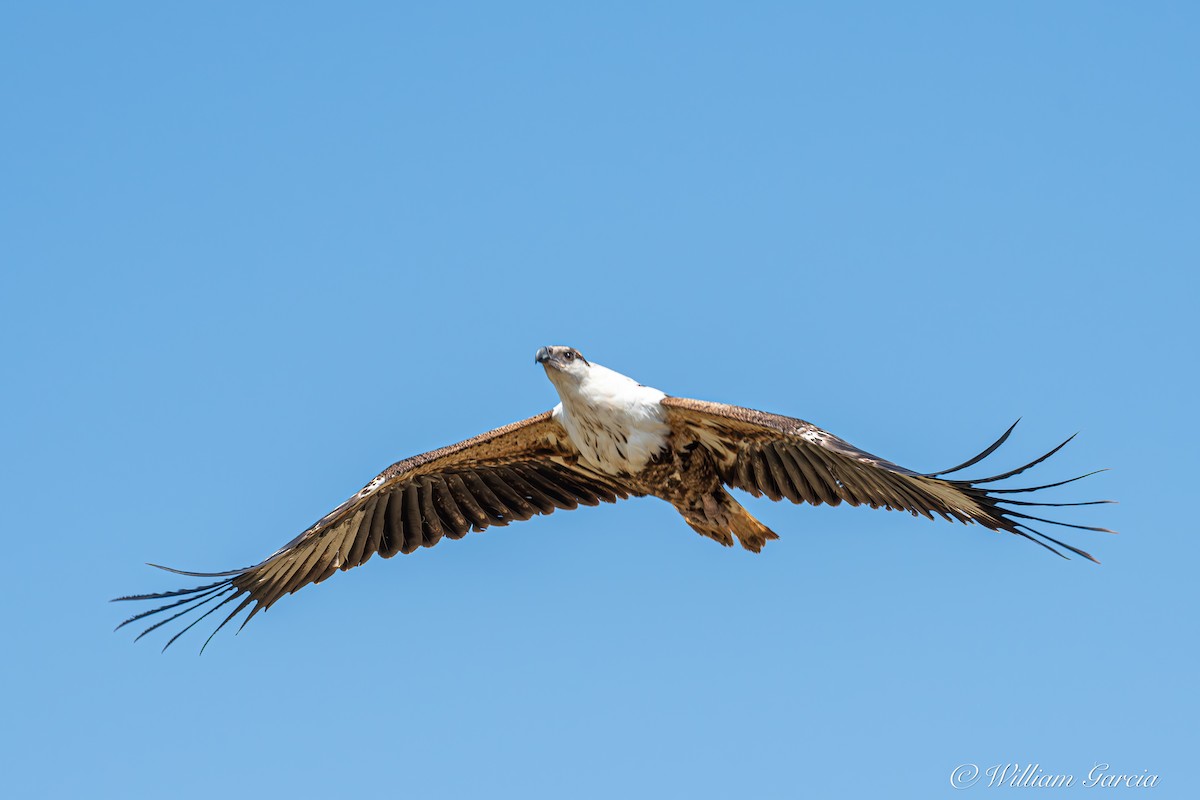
116;346;1114;650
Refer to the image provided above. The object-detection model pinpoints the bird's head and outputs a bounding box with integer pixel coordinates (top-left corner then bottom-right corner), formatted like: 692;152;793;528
536;345;590;387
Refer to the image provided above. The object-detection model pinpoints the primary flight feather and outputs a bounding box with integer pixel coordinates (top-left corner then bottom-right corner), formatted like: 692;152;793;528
115;346;1115;650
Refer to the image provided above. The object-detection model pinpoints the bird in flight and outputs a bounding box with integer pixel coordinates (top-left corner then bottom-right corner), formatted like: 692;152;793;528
116;346;1114;650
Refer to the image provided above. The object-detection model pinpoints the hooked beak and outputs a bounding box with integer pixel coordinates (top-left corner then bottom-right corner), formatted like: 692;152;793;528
535;346;551;365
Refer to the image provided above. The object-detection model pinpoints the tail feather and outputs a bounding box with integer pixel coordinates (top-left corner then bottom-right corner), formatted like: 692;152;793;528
729;502;779;553
681;494;779;553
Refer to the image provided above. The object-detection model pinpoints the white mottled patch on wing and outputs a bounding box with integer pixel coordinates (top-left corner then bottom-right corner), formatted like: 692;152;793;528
358;475;387;497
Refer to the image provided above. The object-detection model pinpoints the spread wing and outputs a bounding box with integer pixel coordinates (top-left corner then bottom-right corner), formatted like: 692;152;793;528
115;411;633;651
662;397;1114;561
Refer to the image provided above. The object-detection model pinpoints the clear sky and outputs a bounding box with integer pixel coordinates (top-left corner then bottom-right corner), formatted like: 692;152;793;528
2;3;1196;798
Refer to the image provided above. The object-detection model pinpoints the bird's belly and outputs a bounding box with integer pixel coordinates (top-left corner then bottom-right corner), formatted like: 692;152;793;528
557;402;670;475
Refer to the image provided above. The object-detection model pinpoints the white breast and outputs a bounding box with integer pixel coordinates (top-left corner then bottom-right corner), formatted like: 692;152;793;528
550;363;671;475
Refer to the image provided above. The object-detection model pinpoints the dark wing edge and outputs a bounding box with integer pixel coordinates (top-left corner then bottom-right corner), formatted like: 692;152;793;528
662;397;1116;563
113;410;633;652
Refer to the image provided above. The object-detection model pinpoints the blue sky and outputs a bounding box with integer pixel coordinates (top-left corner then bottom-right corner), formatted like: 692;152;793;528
2;3;1196;798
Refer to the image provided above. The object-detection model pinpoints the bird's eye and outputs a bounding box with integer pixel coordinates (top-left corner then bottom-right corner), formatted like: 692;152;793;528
565;351;574;360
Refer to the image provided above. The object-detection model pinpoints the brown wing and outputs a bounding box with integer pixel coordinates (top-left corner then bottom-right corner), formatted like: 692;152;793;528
662;396;1114;561
115;411;634;651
